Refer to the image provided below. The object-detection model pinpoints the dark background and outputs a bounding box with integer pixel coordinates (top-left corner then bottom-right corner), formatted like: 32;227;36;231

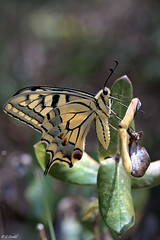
0;1;160;239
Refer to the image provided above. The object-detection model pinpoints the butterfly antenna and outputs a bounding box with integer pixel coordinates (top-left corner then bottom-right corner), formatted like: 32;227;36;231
104;60;118;87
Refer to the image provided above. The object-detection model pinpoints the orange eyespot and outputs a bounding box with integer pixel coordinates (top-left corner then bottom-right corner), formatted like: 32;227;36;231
73;149;83;160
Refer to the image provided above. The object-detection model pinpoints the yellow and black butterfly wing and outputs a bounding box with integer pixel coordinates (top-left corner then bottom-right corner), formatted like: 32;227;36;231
41;99;97;174
3;86;98;174
3;86;95;133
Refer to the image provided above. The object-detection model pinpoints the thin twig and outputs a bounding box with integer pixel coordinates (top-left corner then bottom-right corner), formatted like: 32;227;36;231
93;213;101;240
36;223;48;240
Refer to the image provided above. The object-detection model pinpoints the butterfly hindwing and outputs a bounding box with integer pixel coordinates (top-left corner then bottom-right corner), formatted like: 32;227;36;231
41;99;97;174
95;116;110;150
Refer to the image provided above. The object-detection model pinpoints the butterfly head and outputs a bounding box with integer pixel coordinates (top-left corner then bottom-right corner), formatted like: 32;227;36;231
101;87;111;107
103;87;109;96
95;87;111;104
102;87;111;98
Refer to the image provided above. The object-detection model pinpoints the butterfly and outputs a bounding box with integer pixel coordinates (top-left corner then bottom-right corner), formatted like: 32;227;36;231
3;61;120;175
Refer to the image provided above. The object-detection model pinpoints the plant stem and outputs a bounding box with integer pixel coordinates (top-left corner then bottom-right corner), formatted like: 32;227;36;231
39;171;56;240
45;200;56;240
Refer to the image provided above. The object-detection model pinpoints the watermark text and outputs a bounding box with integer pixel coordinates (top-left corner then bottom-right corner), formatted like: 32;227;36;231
1;234;19;239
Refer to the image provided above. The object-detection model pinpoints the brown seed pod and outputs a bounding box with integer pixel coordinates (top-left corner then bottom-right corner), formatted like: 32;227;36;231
129;131;151;177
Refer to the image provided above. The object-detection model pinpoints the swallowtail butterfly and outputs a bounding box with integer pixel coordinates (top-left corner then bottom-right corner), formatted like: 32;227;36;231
3;61;122;175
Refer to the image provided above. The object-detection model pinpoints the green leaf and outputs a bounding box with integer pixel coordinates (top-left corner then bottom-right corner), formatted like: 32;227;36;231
131;160;160;189
99;75;133;160
97;157;135;236
34;142;98;186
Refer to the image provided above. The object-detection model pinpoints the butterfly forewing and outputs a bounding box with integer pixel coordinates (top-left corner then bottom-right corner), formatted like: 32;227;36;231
3;86;95;132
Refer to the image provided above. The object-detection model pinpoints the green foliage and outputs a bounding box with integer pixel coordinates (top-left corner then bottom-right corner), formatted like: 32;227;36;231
97;159;135;236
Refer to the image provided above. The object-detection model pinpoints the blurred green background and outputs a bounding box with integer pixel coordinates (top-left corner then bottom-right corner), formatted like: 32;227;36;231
0;1;160;239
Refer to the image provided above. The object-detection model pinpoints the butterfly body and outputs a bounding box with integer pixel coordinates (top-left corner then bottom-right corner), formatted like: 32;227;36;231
4;86;111;174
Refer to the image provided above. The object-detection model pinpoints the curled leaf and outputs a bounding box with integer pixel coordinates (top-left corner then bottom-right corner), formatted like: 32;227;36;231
119;98;141;130
118;98;142;174
119;128;132;174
